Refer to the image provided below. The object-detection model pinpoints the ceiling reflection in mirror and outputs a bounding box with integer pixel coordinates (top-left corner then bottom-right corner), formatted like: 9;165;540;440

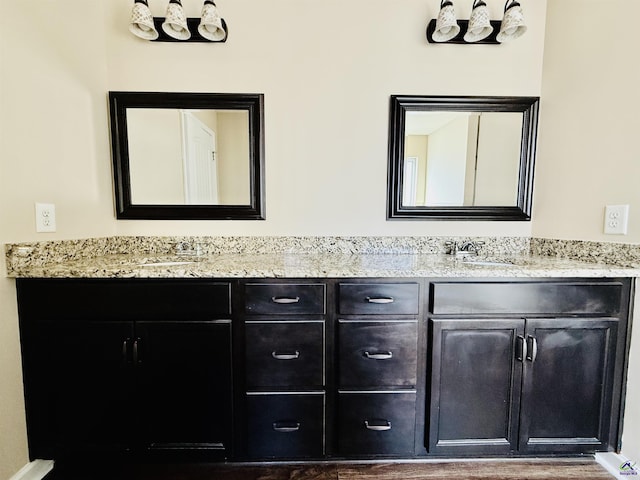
402;111;522;208
127;108;251;206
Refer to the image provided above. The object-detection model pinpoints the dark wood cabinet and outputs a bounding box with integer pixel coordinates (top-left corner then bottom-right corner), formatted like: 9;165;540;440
519;318;618;454
336;281;422;457
242;282;327;459
16;276;633;463
18;279;233;460
427;280;631;457
428;319;523;455
23;320;135;459
136;320;232;454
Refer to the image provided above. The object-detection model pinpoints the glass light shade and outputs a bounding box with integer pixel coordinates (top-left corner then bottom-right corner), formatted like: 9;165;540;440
162;0;191;40
432;0;460;42
497;0;527;42
198;1;226;41
464;0;493;42
129;0;159;40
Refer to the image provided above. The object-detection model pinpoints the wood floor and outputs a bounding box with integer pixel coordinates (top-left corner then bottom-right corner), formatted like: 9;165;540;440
45;459;615;480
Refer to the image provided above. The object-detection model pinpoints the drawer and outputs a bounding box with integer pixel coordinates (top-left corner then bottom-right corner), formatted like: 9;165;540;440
246;393;324;458
430;281;624;316
338;321;418;388
246;322;324;388
245;284;326;315
339;283;419;315
337;391;416;456
16;279;231;321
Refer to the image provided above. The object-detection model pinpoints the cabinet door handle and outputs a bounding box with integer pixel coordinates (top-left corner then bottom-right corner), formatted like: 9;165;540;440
272;421;300;433
526;335;538;363
364;420;392;431
271;351;300;360
271;296;300;304
365;296;394;304
516;335;527;362
363;351;393;360
133;338;142;364
122;338;132;364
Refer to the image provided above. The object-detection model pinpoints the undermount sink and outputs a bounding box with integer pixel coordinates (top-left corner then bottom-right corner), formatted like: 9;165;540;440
461;258;515;267
137;261;196;267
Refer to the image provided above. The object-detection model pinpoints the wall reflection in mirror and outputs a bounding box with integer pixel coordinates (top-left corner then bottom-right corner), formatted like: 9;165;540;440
402;111;522;208
127;108;250;206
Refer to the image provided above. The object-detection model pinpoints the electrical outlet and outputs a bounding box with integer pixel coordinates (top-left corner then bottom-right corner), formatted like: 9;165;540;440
604;204;629;235
35;203;56;233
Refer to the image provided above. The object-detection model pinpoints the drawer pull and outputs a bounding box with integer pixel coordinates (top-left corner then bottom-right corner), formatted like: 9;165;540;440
364;420;392;431
363;351;393;360
271;351;300;360
366;296;395;304
271;296;301;304
272;421;300;433
526;335;538;363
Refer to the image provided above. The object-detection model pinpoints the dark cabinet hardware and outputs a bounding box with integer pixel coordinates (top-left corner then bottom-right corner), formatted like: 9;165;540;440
271;296;301;304
271;351;300;360
363;351;393;360
364;420;392;431
133;338;142;364
122;338;132;364
272;421;301;433
516;335;527;362
526;335;538;363
365;296;395;304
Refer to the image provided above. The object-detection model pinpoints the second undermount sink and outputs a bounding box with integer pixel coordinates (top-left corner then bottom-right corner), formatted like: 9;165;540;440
461;258;515;267
137;261;196;267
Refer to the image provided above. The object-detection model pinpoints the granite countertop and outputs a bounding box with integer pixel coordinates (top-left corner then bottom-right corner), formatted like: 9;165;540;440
6;252;640;279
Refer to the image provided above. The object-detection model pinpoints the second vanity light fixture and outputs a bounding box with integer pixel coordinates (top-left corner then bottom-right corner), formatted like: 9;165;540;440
129;0;228;43
428;0;526;44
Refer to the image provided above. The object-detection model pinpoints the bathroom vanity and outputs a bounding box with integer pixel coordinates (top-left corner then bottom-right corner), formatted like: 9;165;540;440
11;247;635;463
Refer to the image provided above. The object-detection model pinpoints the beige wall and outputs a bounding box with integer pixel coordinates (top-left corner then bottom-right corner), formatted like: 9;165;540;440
533;0;640;243
107;0;546;238
0;1;114;477
535;0;640;463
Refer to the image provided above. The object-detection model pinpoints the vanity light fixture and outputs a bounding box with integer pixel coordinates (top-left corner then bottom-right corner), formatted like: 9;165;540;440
162;0;191;40
496;0;527;42
128;0;228;43
129;0;160;40
426;0;526;45
431;0;461;42
463;0;493;42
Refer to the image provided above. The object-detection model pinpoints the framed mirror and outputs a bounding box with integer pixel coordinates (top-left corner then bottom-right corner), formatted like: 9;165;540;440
387;96;539;221
109;92;265;220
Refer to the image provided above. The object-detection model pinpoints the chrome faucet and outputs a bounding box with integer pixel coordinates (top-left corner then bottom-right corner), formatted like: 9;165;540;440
459;241;485;256
445;240;485;257
175;241;204;256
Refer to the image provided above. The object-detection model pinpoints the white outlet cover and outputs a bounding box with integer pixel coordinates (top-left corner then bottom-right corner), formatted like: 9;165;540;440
604;204;629;235
35;203;56;233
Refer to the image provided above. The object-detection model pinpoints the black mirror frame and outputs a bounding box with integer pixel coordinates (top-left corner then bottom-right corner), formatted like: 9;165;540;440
387;95;539;221
109;91;265;220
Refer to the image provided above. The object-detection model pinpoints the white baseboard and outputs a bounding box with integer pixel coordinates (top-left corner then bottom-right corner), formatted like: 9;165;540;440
596;452;639;478
8;460;54;480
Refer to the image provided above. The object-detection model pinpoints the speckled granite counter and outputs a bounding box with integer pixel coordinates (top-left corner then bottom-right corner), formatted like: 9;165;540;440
5;236;640;279
5;252;640;279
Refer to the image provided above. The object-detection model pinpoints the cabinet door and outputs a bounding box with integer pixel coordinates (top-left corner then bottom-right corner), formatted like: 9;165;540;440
428;319;524;455
23;320;134;458
136;320;232;457
519;318;618;454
